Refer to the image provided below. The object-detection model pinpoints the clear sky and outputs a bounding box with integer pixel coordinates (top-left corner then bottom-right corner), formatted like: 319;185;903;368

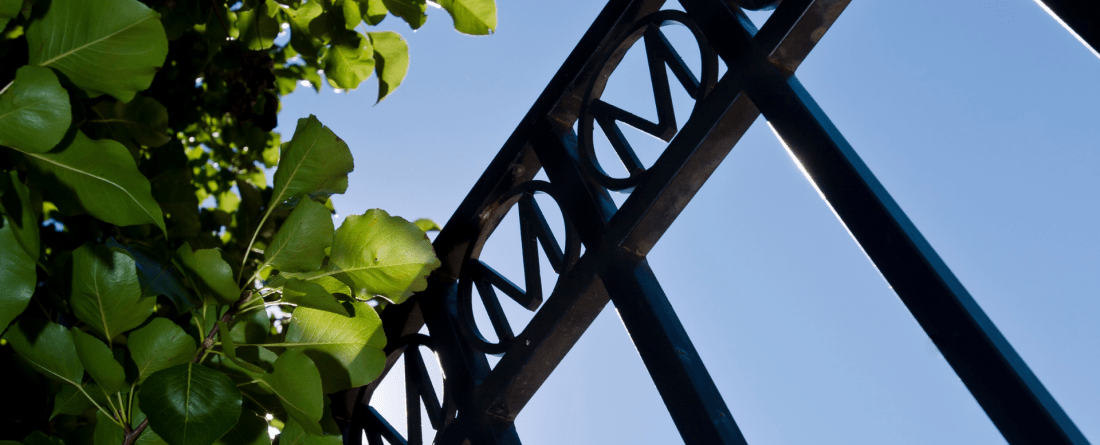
275;1;1099;443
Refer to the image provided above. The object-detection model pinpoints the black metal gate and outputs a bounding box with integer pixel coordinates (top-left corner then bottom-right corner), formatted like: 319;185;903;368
335;1;1095;444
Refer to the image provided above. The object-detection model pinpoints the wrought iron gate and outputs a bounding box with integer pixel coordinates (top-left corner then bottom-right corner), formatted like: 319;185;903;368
334;1;1094;444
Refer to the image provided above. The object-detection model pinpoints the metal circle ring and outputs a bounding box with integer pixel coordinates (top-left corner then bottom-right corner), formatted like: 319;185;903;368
456;180;581;355
577;10;719;191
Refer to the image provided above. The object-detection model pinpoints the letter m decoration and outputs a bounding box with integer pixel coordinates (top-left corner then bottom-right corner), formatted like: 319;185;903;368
333;1;1096;444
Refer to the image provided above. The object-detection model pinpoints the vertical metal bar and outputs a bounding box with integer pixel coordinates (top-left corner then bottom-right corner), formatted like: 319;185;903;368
602;253;749;445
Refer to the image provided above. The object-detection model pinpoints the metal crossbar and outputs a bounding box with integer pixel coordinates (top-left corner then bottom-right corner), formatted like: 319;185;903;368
334;1;1093;444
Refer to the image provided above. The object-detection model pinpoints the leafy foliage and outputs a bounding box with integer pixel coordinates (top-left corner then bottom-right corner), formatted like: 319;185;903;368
0;0;495;443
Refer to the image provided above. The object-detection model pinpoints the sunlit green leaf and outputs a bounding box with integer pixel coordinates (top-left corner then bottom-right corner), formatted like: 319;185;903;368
139;363;243;445
238;0;281;50
0;65;70;153
322;31;374;90
278;301;385;393
367;31;408;103
269;116;354;209
438;0;496;35
281;279;350;317
358;0;386;25
71;329;127;395
413;218;441;232
176;244;240;305
381;0;426;29
3;318;83;385
329;209;440;304
27;0;168;102
259;349;323;434
264;199;332;273
71;243;155;343
128;318;197;383
87;95;171;149
337;0;360;29
23;131;166;233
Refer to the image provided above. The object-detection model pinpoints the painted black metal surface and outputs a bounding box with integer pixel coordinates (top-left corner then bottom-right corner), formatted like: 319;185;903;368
333;1;1092;444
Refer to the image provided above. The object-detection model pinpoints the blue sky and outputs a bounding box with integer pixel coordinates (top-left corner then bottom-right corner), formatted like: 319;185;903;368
276;1;1099;443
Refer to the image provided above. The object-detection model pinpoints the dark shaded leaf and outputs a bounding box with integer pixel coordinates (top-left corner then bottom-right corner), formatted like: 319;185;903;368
3;318;83;385
139;363;242;445
71;329;127;394
176;244;240;305
128;318;197;383
24;131;166;233
26;0;168;102
70;243;154;342
0;65;70;153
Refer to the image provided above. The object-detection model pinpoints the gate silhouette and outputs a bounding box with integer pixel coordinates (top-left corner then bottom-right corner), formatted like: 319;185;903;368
334;1;1095;444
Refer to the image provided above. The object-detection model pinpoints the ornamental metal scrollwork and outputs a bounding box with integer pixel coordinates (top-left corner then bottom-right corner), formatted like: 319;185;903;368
577;10;719;191
457;180;581;355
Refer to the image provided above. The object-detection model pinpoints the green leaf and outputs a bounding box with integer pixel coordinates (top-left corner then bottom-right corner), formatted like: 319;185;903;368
413;218;441;232
51;383;94;419
94;411;124;445
258;349;323;434
107;239;194;311
0;171;40;258
71;329;127;394
277;418;341;445
438;0;496;35
176;244;240;305
3;318;83;385
279;301;385;393
139;363;243;445
238;0;280;50
214;412;270;445
22;432;66;445
217;321;266;375
0;0;20;30
322;31;374;90
263;199;332;273
337;0;360;30
367;31;408;103
87;95;171;149
269;116;354;209
380;0;426;30
281;279;349;317
329;209;440;303
0;209;36;334
128;318;197;383
358;0;386;25
26;0;169;102
71;243;155;343
131;399;171;445
0;65;71;153
23;130;166;233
